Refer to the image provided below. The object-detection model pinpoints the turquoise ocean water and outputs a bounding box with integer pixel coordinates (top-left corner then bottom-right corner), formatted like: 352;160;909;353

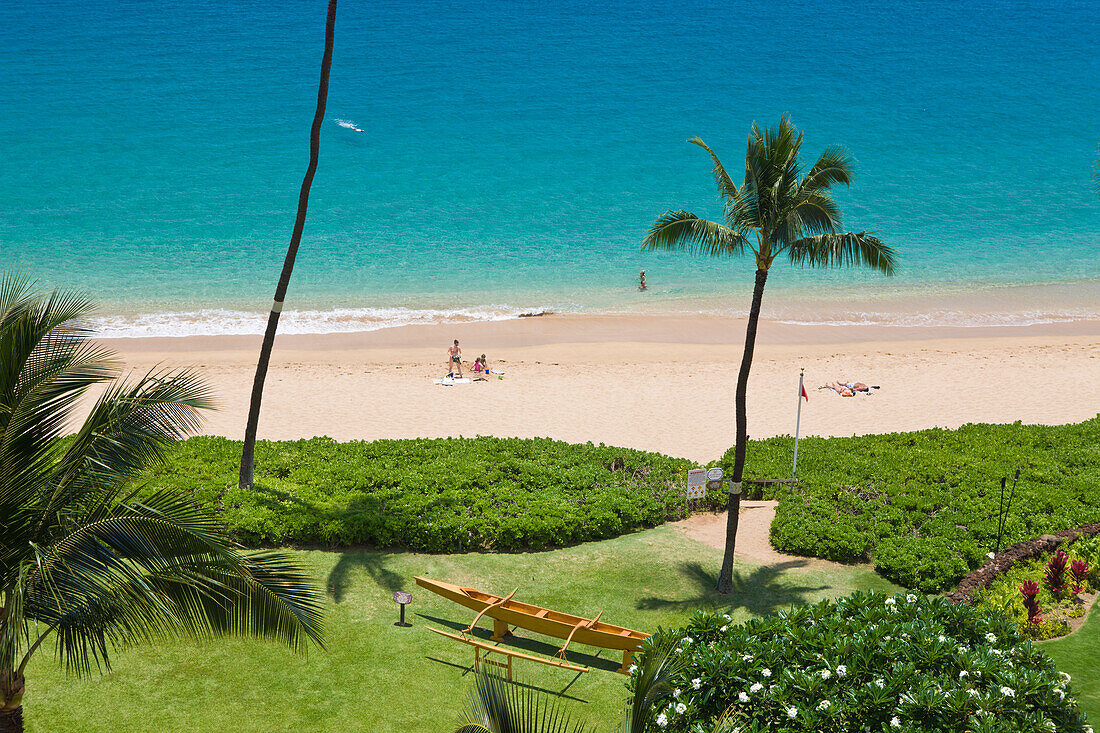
1;0;1097;336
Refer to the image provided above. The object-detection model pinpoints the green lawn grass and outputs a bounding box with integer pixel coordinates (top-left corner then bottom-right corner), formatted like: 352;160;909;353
25;526;899;732
1043;601;1100;723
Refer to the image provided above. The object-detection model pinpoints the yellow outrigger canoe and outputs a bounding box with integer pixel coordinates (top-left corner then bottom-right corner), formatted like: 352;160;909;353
415;576;648;673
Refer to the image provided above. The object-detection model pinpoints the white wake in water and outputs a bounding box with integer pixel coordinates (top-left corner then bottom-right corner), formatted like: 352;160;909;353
89;305;552;339
333;118;363;132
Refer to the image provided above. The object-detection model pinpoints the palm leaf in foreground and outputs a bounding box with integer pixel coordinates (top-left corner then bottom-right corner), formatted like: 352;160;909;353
0;273;324;733
458;670;594;733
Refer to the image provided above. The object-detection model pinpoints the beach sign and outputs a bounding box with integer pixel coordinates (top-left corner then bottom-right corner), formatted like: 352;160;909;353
686;468;707;500
706;467;724;490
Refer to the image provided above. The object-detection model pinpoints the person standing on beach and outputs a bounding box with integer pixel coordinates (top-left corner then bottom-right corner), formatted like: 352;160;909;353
447;339;463;377
639;270;647;291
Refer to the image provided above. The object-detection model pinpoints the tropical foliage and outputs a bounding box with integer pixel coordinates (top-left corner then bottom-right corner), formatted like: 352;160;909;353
643;592;1091;732
723;418;1100;592
0;275;323;732
643;117;896;593
975;534;1100;640
147;435;699;551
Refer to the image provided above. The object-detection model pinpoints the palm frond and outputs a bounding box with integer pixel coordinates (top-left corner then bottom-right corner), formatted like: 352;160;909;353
622;632;690;733
460;670;594;733
687;137;740;218
642;210;751;258
787;231;898;275
802;145;854;191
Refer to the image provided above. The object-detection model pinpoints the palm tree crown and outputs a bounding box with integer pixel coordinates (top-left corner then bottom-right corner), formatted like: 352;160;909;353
643;116;896;274
0;274;323;732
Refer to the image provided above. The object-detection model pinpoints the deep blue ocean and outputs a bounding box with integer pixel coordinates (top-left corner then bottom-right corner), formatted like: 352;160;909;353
1;0;1097;336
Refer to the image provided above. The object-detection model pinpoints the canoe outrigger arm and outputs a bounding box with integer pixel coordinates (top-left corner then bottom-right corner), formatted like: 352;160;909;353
464;587;518;640
556;610;602;661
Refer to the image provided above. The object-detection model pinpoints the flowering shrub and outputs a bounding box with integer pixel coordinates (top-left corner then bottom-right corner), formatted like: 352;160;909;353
631;591;1090;732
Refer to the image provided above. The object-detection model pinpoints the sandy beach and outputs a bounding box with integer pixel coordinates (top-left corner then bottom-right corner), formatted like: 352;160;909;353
93;314;1100;462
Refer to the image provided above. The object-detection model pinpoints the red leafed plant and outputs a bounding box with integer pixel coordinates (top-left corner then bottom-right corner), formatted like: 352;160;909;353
1070;559;1090;594
1020;580;1043;625
1045;550;1069;596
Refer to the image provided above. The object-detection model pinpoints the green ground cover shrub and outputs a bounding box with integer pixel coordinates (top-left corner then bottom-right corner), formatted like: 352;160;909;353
144;435;699;551
636;591;1091;732
722;417;1100;592
976;534;1100;640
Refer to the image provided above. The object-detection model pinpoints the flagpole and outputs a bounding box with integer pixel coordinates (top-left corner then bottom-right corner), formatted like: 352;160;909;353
792;368;804;476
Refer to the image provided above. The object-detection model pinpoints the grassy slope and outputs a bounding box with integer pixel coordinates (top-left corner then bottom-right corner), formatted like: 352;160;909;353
1043;602;1100;723
26;527;899;733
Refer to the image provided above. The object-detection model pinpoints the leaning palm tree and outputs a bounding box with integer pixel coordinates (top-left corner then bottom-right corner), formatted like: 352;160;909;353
643;117;897;594
239;0;338;491
0;274;324;733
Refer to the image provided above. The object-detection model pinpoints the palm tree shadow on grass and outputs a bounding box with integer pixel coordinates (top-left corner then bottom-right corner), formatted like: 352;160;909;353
637;561;827;617
326;549;406;603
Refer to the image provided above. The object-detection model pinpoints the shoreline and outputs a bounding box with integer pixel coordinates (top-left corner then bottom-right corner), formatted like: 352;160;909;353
97;311;1100;353
93;313;1100;462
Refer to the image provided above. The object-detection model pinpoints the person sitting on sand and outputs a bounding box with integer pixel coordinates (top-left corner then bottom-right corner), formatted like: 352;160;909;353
447;339;463;377
471;355;487;380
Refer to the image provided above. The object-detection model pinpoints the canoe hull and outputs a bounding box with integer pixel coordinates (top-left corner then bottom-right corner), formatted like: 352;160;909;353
414;576;647;652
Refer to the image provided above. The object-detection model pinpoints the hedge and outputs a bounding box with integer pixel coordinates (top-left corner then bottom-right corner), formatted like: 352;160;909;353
144;435;700;551
721;417;1100;593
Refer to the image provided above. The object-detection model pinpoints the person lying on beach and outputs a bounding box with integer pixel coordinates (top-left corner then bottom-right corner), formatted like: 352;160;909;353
824;381;871;395
446;339;463;377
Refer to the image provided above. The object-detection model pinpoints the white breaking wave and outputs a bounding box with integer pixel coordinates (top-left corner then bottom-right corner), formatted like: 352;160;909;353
771;308;1100;328
89;305;552;338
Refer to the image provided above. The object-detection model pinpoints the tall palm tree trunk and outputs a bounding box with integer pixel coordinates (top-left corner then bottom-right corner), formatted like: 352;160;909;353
716;267;768;594
239;0;338;491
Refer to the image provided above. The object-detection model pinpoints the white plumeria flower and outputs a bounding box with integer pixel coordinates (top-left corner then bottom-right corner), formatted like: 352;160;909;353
675;702;687;714
655;712;668;728
818;699;831;711
761;668;772;678
985;633;997;644
629;665;638;675
1000;686;1015;698
959;670;969;678
906;594;917;602
750;683;763;693
787;707;798;719
720;626;728;632
683;637;693;644
738;691;749;703
741;654;753;662
673;688;681;698
692;678;701;690
937;635;947;642
1044;721;1056;731
885;598;896;606
1053;688;1065;700
968;689;979;697
875;678;885;688
1060;672;1071;683
723;614;731;620
820;669;831;679
891;716;901;728
836;665;847;677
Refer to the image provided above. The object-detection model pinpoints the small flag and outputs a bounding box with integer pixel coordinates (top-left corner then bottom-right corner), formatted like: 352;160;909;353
801;384;809;402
